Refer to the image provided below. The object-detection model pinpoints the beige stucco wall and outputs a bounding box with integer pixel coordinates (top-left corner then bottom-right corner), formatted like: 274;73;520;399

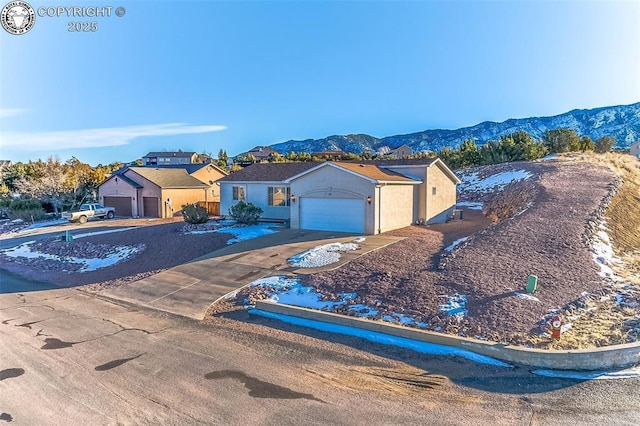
162;188;209;218
425;162;457;223
98;177;139;217
290;165;376;233
220;181;291;220
190;165;226;202
375;184;415;233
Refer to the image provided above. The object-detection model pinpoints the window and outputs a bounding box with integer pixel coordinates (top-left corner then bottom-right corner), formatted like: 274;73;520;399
432;187;437;196
268;186;290;206
232;186;246;201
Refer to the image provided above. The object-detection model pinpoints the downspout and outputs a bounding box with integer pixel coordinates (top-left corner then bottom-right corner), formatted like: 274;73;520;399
377;184;385;234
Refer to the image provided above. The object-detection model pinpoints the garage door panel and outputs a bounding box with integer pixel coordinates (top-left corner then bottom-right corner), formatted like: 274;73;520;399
143;197;160;218
300;198;364;234
103;196;132;217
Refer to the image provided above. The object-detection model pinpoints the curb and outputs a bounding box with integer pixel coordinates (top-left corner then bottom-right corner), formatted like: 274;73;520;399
254;300;640;370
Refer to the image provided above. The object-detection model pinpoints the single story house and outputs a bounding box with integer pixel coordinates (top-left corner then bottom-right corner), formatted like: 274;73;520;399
98;164;226;218
218;158;460;234
630;141;640;159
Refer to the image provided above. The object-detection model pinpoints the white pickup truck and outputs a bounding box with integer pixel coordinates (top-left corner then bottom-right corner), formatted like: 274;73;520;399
62;203;116;224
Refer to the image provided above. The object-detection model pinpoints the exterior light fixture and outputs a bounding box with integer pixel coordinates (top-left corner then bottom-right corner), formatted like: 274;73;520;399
367;196;372;204
290;194;296;202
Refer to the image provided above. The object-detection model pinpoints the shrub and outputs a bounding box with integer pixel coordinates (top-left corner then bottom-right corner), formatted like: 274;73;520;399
7;199;47;223
229;201;263;225
182;203;209;224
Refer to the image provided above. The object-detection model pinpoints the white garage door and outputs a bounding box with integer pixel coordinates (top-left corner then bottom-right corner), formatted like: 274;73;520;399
300;197;365;234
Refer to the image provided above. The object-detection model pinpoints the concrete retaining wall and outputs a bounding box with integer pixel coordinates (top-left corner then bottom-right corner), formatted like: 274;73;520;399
254;300;640;370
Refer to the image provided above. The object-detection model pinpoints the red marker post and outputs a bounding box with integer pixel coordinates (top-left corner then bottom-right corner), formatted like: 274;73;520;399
550;315;562;340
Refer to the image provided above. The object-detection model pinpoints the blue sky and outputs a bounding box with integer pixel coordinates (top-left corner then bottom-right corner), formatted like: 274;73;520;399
1;0;639;165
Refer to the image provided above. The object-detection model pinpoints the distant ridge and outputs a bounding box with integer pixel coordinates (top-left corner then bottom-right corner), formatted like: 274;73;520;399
271;102;640;154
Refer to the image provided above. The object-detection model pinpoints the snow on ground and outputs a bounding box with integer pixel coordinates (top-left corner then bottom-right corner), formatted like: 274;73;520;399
444;237;468;252
532;366;640;380
459;170;532;193
74;227;138;239
514;292;541;302
439;294;468;318
23;218;68;230
250;309;512;367
288;241;360;268
456;201;483;210
249;276;427;327
217;223;280;244
590;221;624;280
1;241;141;272
539;154;559;162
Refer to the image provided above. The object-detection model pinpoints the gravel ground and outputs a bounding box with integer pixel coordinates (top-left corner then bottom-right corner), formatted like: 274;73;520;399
0;222;232;290
298;161;624;346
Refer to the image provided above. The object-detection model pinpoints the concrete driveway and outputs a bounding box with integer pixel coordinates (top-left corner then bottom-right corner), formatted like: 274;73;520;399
100;228;403;320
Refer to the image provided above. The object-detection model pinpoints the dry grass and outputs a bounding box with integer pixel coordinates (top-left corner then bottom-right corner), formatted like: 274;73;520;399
529;152;640;349
578;152;640;285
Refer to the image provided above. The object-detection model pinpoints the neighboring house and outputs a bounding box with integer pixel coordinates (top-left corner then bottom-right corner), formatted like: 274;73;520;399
218;158;460;234
142;151;199;166
630;141;640;159
98;164;226;218
387;144;414;158
311;150;346;160
235;146;279;164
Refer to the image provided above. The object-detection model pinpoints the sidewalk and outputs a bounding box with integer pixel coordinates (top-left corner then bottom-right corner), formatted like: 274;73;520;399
100;228;403;320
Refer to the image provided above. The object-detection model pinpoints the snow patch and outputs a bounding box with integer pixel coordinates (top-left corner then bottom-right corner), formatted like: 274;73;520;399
456;201;483;210
459;170;532;193
439;294;468;318
250;309;512;367
444;237;468;252
514;292;540;302
532;367;640;380
1;241;140;272
288;242;359;268
217;223;280;244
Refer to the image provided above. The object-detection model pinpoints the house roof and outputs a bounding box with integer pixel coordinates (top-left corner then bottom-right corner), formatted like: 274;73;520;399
218;162;318;182
284;162;421;184
127;167;209;188
114;173;143;189
143;151;197;158
148;163;227;176
331;162;420;183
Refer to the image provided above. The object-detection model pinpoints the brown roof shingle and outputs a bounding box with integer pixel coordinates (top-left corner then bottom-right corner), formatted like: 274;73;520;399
127;167;209;188
332;162;420;183
218;162;319;182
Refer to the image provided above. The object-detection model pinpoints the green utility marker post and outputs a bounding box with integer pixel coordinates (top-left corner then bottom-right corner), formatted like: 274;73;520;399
526;274;538;293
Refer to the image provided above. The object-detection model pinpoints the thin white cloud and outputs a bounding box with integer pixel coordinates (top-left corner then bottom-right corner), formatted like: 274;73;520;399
0;123;227;151
0;108;27;118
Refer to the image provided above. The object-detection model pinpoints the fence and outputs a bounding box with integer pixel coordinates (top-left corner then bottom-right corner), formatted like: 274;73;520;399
197;201;221;216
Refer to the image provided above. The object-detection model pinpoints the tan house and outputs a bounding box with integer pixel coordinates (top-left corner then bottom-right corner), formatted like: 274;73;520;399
98;164;226;218
387;144;414;158
630;141;640;159
218;158;460;234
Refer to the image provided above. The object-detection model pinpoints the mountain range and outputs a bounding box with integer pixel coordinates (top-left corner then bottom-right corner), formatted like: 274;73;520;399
271;102;640;154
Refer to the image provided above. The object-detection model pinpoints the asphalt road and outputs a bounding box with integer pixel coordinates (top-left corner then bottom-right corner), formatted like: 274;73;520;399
1;288;639;425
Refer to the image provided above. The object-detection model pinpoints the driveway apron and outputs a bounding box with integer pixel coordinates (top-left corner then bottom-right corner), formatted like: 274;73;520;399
100;229;403;319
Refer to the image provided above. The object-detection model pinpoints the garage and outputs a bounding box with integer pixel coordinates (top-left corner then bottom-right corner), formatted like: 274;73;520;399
103;196;132;217
143;197;160;218
300;197;365;234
